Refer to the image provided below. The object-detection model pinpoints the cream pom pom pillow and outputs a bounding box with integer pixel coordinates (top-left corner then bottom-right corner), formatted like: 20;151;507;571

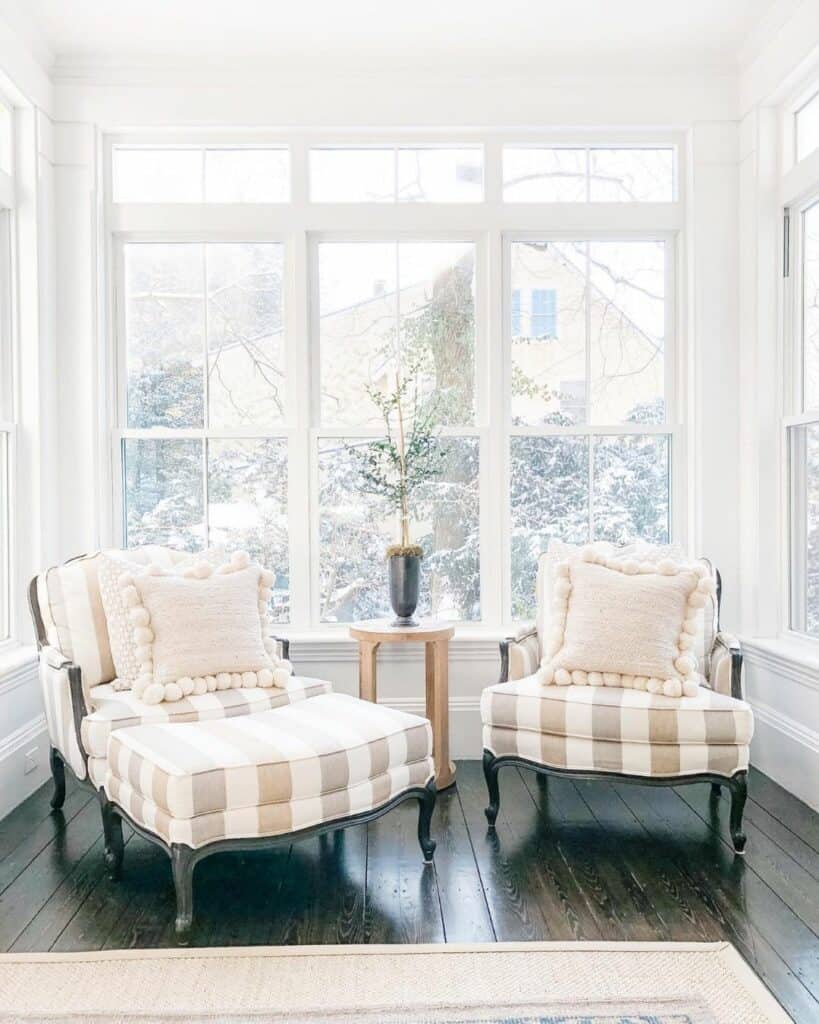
537;545;716;698
120;551;293;705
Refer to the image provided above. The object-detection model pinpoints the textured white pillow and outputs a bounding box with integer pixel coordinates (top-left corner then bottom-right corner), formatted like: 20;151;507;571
98;548;225;691
119;551;292;705
538;545;715;698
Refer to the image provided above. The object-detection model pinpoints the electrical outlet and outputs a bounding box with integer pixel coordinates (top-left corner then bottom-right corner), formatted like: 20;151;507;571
24;748;38;775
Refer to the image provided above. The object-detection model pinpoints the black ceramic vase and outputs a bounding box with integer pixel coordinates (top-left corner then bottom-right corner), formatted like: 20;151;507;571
389;554;421;626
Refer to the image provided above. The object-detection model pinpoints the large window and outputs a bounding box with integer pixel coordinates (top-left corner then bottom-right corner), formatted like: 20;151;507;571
0;100;14;645
110;135;681;628
789;198;819;637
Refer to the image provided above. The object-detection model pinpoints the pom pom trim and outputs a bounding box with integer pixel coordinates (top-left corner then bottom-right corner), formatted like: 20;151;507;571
537;545;707;699
120;554;295;706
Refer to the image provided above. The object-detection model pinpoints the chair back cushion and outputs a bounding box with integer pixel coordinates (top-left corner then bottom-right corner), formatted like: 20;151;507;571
536;540;718;679
34;546;215;691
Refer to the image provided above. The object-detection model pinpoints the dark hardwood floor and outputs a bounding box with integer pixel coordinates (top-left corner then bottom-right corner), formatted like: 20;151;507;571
1;760;816;1021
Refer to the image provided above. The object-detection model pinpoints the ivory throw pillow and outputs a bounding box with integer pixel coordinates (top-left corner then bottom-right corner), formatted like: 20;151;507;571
538;546;716;698
120;552;292;705
98;547;225;691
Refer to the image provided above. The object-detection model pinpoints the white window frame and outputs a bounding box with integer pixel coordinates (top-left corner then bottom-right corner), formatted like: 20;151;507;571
0;96;15;650
104;128;687;633
783;186;819;639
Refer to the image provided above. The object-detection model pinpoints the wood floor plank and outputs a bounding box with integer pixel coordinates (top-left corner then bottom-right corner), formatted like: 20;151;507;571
743;798;819;882
0;760;815;1023
573;778;722;942
267;829;366;946
458;761;607;941
748;768;819;853
616;781;819;1015
0;798;106;951
677;784;819;936
365;799;443;944
0;787;93;896
432;786;495;943
0;776;79;863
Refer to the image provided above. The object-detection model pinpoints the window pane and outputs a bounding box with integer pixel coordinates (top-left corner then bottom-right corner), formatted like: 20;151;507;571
204;148;289;203
319;241;475;427
319;436;480;622
0;432;8;641
592;434;670;545
796;92;819;163
124;438;204;551
510;435;590;618
589;149;674;202
397;148;483;202
113;147;290;203
503;146;674;203
125;243;204;429
789;422;819;636
510;241;587;426
207;243;286;428
589;241;666;424
504;148;586;202
803;201;819;411
208;438;289;621
310;148;394;202
113;148;203;203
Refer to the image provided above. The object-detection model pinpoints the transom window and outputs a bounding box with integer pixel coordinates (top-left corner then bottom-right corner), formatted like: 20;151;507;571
110;133;682;629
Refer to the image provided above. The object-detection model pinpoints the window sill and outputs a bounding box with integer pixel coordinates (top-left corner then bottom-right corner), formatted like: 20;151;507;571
280;625;506;662
740;635;819;692
0;643;38;694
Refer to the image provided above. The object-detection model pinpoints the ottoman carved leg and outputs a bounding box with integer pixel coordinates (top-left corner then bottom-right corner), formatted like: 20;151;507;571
728;771;748;854
172;845;195;943
418;779;438;864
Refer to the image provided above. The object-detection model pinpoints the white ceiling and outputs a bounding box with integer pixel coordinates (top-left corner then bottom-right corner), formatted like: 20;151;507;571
0;0;795;74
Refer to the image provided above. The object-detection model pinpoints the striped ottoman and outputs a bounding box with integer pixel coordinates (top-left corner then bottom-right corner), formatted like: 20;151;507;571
100;692;437;940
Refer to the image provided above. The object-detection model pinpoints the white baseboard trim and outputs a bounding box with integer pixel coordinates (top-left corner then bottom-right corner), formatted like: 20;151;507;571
0;713;51;822
748;698;819;811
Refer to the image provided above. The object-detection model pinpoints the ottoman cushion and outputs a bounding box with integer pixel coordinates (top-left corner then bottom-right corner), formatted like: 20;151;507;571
104;693;434;848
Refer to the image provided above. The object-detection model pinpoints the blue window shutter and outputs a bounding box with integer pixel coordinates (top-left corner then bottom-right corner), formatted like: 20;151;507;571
532;288;557;338
511;289;521;336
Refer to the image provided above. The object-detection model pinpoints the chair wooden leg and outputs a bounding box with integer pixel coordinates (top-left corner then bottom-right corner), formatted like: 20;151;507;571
710;782;722;797
100;795;124;880
171;845;195;943
417;780;437;864
483;750;500;828
49;747;66;810
728;772;748;854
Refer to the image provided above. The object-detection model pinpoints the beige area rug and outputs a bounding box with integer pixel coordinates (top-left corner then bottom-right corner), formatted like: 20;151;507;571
0;942;788;1024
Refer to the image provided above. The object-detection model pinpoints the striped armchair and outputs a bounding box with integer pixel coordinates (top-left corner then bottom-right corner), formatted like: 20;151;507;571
482;543;752;854
28;549;327;807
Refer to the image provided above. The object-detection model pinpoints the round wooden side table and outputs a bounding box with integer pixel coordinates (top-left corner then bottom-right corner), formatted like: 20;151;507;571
349;619;456;790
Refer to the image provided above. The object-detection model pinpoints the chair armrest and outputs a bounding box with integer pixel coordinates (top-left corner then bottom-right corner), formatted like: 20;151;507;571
710;631;743;700
271;635;290;665
39;646;89;781
499;624;539;683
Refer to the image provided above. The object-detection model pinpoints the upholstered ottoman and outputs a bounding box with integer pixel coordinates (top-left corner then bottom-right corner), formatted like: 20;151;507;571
100;692;437;939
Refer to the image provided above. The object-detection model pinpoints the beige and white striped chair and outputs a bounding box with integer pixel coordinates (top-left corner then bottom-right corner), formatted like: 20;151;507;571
29;549;331;803
30;550;438;939
482;543;753;853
